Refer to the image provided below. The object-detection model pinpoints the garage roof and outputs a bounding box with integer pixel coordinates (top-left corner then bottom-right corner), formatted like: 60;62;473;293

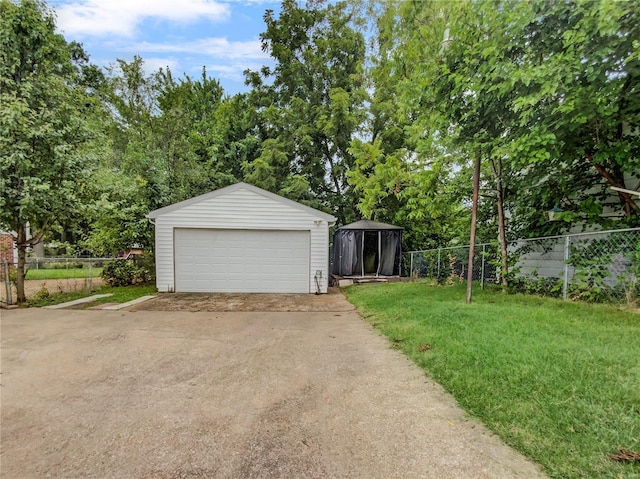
147;182;337;222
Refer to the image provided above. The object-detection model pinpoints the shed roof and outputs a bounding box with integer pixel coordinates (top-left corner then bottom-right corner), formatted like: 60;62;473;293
338;220;403;231
147;182;336;222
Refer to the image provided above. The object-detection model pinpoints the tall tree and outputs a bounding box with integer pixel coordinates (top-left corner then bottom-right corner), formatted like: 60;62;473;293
0;0;100;303
246;0;367;221
91;59;254;255
349;1;474;251
508;0;640;229
360;0;640;290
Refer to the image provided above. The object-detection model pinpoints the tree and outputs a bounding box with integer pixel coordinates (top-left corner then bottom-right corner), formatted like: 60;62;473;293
349;1;473;252
508;0;640;229
92;59;253;255
246;0;367;221
360;0;640;296
0;0;100;303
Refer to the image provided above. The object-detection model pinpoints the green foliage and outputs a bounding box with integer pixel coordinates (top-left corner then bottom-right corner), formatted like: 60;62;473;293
246;0;367;223
360;0;639;253
34;261;84;270
508;274;564;299
0;0;97;226
89;59;261;254
345;282;640;479
27;283;157;308
349;137;468;250
4;0;639;300
25;268;102;281
82;168;151;256
33;286;50;301
0;0;103;302
101;259;153;287
568;233;640;303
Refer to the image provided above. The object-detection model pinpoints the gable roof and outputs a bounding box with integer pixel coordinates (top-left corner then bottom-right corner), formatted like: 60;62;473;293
338;220;403;230
147;182;336;222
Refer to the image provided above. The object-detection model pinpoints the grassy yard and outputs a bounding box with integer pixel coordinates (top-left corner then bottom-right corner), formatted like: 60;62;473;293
25;268;103;280
28;284;156;308
344;281;640;479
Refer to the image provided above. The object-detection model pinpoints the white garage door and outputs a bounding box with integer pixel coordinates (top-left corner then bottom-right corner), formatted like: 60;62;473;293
174;229;310;293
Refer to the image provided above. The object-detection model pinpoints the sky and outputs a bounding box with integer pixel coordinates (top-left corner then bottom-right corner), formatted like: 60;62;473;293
48;0;285;95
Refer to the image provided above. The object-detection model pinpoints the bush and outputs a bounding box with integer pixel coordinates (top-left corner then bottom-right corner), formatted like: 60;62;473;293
508;274;563;298
101;257;155;287
134;252;156;280
33;286;50;300
101;260;135;286
34;261;84;270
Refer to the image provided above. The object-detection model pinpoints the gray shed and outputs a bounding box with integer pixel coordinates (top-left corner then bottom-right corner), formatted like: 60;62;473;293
331;220;403;277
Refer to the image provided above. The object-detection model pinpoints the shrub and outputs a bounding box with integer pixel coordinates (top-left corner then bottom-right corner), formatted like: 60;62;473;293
101;257;155;287
33;286;50;300
134;252;156;280
101;260;135;286
508;274;563;298
38;261;84;270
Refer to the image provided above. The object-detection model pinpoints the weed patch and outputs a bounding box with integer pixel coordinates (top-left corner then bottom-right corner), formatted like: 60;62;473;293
28;284;156;308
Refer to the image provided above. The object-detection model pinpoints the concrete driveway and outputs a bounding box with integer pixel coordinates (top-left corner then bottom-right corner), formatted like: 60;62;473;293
1;293;546;478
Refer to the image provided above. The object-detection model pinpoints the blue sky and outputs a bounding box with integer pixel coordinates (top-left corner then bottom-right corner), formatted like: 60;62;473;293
48;0;284;95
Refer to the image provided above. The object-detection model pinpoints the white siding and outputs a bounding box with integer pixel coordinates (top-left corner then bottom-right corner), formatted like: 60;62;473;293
153;188;331;293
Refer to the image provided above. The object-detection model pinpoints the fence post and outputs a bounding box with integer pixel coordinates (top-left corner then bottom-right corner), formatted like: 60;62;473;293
410;252;413;279
4;262;13;305
563;235;571;300
88;255;93;290
437;248;441;279
481;244;486;290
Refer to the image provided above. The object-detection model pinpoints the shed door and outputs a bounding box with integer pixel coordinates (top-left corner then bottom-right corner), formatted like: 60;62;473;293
174;229;310;293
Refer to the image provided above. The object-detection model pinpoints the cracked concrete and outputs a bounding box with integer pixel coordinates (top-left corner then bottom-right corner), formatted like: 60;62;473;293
1;294;546;478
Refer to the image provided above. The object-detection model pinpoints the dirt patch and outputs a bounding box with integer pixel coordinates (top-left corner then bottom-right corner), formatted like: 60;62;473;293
129;287;354;312
0;277;104;304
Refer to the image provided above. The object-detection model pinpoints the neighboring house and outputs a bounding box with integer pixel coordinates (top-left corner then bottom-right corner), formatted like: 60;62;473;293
147;182;336;294
118;246;144;260
511;171;640;278
0;232;16;265
0;232;16;282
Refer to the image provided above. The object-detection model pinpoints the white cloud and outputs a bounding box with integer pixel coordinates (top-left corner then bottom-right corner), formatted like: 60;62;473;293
219;0;280;4
204;61;266;81
56;0;230;38
141;57;181;75
133;38;269;60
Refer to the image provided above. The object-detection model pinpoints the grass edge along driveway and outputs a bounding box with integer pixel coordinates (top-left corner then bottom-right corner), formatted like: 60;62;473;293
344;282;640;479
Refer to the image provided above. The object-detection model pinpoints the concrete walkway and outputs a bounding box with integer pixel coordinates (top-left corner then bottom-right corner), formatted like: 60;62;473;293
1;298;546;478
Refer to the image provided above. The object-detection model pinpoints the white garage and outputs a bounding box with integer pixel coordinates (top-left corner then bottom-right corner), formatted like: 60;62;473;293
148;183;336;294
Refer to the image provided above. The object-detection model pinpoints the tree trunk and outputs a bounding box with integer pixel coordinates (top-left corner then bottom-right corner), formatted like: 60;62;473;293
16;223;27;304
466;148;481;304
586;153;639;215
490;158;509;288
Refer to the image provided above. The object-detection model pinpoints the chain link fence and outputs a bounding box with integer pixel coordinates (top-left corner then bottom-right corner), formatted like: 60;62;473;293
407;228;640;304
1;257;115;305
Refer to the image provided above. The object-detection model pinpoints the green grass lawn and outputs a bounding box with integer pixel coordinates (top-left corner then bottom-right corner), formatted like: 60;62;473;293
28;284;157;308
344;281;640;479
25;267;103;280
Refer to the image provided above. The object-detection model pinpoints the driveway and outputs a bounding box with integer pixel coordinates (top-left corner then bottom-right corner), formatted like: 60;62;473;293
128;288;356;313
1;293;546;478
